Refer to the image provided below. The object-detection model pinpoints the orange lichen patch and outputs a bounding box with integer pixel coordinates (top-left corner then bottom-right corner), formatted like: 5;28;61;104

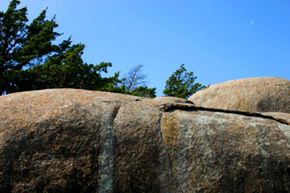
161;112;179;147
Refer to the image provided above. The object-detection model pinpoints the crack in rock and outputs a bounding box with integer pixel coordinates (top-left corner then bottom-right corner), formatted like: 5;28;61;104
159;103;290;125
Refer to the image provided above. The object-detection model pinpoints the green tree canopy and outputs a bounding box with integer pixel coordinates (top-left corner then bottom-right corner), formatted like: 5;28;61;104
163;64;205;98
0;0;118;94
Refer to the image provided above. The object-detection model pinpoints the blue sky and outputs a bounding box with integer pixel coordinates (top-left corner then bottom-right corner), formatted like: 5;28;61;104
1;0;290;95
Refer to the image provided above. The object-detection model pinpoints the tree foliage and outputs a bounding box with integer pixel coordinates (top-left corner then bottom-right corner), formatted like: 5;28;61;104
0;0;118;94
163;64;205;98
2;1;208;99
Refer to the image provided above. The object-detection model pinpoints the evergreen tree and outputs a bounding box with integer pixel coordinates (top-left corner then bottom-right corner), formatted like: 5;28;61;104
0;0;118;94
163;64;205;98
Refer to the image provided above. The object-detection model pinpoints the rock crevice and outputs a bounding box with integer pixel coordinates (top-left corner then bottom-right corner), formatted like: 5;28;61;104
0;88;290;193
160;103;289;125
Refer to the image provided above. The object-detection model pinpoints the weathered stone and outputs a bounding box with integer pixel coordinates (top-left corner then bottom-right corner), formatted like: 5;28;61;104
0;89;138;193
1;89;290;193
161;110;290;192
189;77;290;113
262;112;290;124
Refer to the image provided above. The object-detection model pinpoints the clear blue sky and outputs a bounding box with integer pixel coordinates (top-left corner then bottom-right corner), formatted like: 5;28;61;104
1;0;290;95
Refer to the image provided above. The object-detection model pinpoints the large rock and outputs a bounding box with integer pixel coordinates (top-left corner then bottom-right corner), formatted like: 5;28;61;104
189;77;290;113
1;89;290;193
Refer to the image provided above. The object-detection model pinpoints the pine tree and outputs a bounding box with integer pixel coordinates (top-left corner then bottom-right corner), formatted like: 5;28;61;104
163;64;205;98
0;0;118;94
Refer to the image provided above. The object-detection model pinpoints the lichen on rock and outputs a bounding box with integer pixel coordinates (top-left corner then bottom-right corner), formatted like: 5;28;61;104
0;88;290;193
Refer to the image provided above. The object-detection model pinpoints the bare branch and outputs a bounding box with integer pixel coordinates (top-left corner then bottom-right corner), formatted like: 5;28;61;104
123;64;147;91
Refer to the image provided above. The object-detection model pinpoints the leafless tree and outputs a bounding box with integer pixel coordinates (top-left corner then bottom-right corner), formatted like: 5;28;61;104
122;64;147;91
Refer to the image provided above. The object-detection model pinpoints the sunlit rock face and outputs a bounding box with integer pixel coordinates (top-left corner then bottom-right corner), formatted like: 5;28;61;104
0;89;290;193
189;77;290;113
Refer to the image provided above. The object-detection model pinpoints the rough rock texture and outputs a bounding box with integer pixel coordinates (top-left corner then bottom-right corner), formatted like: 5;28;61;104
1;89;290;193
264;112;290;124
189;77;290;113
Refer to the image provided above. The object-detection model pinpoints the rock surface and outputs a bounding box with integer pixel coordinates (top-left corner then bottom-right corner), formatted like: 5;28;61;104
189;77;290;113
1;89;290;193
